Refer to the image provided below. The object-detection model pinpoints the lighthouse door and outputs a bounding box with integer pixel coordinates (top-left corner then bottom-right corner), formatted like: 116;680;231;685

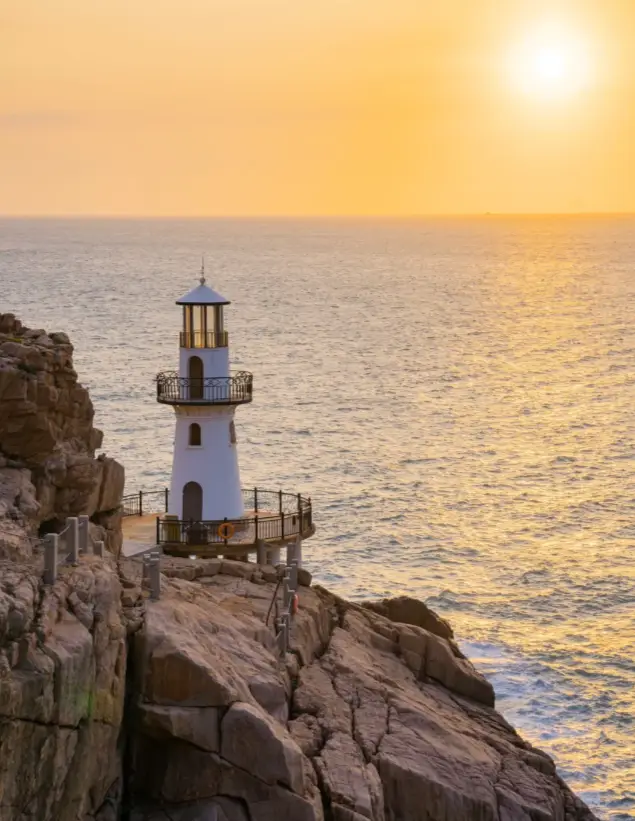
182;481;203;520
188;356;204;400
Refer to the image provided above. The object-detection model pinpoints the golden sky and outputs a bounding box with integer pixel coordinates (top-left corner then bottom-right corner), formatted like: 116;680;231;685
1;0;634;216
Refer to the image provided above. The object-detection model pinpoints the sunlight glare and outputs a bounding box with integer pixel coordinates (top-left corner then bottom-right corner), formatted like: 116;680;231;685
508;21;593;101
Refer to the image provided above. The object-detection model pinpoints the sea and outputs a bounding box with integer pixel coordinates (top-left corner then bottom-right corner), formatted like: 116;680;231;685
1;217;634;819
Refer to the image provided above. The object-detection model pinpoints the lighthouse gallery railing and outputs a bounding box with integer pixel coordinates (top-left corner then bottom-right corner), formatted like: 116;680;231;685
121;487;313;547
156;371;253;405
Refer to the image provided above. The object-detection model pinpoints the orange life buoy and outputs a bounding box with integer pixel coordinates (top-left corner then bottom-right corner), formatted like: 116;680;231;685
292;592;299;615
218;521;235;541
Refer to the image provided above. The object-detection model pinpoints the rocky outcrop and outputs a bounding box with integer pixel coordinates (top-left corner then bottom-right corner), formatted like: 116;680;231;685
0;313;124;559
0;554;139;820
128;562;598;821
0;317;599;821
0;313;129;818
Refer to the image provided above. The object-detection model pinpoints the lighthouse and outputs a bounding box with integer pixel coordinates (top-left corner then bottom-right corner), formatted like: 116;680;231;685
156;270;253;523
152;270;313;560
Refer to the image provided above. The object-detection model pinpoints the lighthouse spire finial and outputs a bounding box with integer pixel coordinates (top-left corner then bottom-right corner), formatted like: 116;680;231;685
200;254;206;285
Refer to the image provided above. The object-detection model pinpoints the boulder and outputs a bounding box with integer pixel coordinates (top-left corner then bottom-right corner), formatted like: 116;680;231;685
221;701;305;793
362;596;454;641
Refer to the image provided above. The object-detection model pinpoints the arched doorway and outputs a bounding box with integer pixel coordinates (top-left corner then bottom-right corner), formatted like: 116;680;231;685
182;481;203;520
188;356;204;400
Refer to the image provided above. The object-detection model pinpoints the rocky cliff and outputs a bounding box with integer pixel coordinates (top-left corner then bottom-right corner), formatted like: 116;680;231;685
0;315;599;821
0;313;124;559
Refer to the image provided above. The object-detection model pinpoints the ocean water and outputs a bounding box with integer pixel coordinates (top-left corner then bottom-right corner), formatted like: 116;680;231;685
1;216;634;819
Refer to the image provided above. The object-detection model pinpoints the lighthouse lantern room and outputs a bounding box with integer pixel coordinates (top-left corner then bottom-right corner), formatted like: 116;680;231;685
156;271;253;523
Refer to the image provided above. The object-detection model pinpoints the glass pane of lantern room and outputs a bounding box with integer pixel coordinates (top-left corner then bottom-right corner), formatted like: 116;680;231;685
206;306;215;338
193;306;203;347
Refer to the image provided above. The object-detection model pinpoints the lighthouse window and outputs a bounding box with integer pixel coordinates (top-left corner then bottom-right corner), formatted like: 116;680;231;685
189;423;202;447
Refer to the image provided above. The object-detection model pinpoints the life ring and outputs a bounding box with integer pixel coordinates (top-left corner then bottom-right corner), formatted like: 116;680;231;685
218;522;235;541
291;592;299;615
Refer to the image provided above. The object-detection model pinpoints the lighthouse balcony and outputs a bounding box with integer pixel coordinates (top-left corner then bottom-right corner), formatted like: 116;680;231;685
121;487;315;559
156;371;253;406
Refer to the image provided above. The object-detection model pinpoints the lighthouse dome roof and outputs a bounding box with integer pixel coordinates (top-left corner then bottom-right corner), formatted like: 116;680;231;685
176;279;231;306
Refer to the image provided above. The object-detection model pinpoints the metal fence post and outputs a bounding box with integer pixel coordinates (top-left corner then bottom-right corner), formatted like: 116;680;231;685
78;515;89;555
289;560;298;591
254;515;259;543
254;487;258;513
287;542;295;567
281;511;285;540
139;490;144;517
66;517;79;565
276;618;285;657
283;574;291;609
43;534;58;585
149;550;161;600
164;487;169;512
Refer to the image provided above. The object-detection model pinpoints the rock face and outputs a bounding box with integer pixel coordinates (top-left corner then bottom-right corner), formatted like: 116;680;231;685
0;313;124;559
0;313;130;819
0;317;599;821
128;565;598;821
0;556;138;820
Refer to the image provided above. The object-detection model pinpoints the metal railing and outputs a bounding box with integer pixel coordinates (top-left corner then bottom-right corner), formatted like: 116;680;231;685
264;552;301;659
122;486;313;547
180;330;229;349
121;488;170;517
156;371;253;405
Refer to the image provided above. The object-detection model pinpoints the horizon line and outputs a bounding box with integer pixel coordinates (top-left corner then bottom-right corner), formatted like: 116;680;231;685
1;211;635;220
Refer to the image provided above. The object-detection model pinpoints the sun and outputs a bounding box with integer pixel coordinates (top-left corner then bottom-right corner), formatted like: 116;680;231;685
508;22;593;100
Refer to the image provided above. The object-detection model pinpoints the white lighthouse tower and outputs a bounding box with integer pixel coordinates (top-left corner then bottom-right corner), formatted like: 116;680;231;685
157;269;253;523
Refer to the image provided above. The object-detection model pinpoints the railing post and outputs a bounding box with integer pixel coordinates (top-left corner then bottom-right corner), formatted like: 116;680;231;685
164;487;169;512
281;511;285;540
66;517;79;565
223;516;228;546
156;516;160;545
289;559;298;591
43;534;58;585
139;490;144;517
149;550;161;600
78;514;89;555
278;489;283;514
254;487;258;513
254;515;259;543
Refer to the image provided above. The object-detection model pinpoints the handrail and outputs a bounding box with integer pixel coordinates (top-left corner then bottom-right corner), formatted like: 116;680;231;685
121;487;312;518
156;371;253;405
